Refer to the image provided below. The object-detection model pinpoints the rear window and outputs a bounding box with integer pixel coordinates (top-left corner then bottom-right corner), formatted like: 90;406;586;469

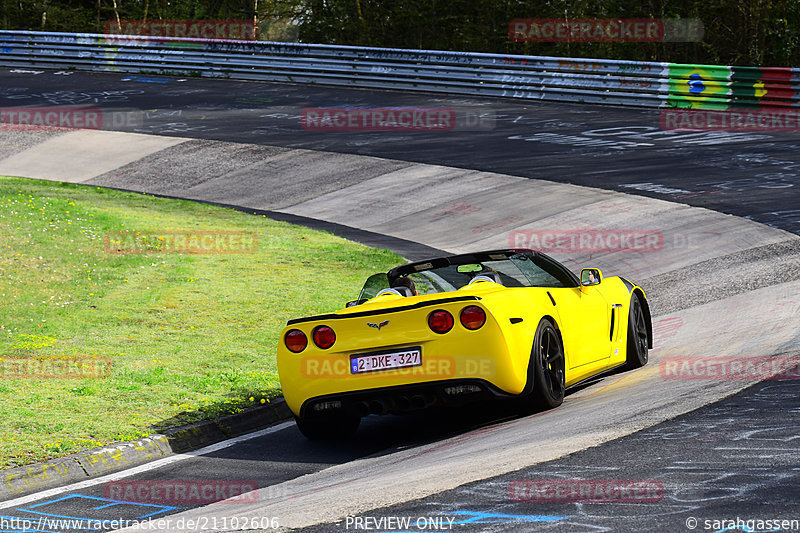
356;252;577;301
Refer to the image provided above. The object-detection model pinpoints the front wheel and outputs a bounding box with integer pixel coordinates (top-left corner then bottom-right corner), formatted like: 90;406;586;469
294;412;360;440
526;318;565;410
625;294;649;370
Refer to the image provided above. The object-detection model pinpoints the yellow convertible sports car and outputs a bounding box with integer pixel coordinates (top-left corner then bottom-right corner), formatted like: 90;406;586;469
277;249;652;439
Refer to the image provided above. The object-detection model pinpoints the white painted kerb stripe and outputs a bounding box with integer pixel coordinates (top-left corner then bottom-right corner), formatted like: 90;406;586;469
0;422;293;509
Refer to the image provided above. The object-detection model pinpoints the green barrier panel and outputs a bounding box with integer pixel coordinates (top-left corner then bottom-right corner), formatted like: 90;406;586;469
730;67;767;107
730;66;796;108
667;63;731;109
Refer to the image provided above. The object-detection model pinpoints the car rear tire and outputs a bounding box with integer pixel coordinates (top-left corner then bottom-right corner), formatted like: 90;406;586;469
625;294;649;370
526;318;565;410
294;413;360;440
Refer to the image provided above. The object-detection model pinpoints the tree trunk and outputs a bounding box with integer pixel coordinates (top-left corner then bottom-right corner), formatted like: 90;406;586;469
355;0;368;45
253;0;258;39
40;0;48;30
111;0;121;29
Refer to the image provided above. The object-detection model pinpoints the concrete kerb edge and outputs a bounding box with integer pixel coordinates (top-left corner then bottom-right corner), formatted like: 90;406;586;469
0;399;293;502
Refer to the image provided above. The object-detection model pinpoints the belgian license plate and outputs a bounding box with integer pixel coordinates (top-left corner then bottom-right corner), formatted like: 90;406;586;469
350;347;422;374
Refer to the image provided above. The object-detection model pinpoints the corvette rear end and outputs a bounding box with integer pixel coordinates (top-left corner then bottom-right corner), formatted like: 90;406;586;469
276;249;651;439
277;286;541;426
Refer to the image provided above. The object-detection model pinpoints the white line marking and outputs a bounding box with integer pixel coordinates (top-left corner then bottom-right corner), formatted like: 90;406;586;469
0;421;293;509
713;447;796;450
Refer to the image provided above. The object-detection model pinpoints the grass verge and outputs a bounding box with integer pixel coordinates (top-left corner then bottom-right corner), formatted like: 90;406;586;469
0;176;401;468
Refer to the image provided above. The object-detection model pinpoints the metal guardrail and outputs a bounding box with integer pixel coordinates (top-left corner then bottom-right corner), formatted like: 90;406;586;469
1;30;798;109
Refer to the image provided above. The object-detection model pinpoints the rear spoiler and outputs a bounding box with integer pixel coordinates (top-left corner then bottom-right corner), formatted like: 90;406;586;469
287;296;481;325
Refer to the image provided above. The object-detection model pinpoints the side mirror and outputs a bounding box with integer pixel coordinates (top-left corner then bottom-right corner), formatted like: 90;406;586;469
580;268;602;293
345;299;366;308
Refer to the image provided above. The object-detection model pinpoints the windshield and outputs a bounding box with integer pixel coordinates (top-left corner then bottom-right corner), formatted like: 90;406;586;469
355;251;577;303
401;253;576;292
357;272;390;302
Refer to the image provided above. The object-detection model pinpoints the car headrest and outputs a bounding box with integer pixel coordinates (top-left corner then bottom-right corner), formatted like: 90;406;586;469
470;272;502;285
376;287;414;297
389;286;414;297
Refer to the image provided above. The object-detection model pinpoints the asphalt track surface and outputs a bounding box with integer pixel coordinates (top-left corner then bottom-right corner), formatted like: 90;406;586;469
2;70;800;235
2;381;799;533
294;378;800;533
1;69;799;533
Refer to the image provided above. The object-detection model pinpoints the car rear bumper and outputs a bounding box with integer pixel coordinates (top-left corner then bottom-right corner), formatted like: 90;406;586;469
299;378;515;419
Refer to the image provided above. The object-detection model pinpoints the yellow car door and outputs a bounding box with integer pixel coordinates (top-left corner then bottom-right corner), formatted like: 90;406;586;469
548;269;612;384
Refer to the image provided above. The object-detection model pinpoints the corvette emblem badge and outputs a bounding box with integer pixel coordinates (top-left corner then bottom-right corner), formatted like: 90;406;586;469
367;320;389;331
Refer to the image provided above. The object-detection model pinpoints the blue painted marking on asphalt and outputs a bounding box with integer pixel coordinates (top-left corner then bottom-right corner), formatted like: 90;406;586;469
22;509;170;521
0;515;59;533
0;522;56;531
91;503;119;510
121;76;169;84
21;494;175;519
0;513;59;532
450;510;565;524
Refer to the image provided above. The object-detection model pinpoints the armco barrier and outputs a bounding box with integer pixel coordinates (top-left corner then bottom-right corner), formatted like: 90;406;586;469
0;30;798;109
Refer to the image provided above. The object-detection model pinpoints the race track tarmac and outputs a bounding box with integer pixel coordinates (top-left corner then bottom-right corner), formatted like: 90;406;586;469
1;68;798;533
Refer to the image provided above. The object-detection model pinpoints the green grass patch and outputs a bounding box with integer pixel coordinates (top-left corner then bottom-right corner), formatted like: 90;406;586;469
0;176;401;468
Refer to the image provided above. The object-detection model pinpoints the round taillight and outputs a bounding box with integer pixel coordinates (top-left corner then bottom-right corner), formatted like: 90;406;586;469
312;325;336;349
285;329;308;353
460;305;486;330
428;310;454;334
